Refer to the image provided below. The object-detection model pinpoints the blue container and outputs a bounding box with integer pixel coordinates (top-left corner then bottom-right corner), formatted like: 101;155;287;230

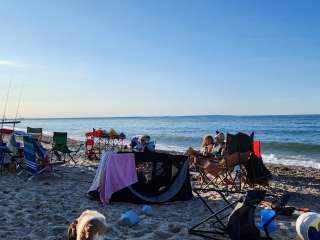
142;205;153;216
120;210;140;226
308;227;320;240
257;209;277;232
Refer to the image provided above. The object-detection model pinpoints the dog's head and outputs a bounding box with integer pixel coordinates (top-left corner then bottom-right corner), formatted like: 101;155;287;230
67;210;108;240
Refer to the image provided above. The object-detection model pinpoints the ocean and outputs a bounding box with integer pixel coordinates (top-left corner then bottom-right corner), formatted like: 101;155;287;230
16;115;320;169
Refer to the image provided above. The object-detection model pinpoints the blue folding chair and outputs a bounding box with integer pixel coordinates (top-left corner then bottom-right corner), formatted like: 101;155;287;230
20;135;53;180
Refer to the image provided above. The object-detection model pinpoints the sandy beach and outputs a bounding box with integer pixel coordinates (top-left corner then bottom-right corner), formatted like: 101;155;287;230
2;1;320;238
1;147;320;240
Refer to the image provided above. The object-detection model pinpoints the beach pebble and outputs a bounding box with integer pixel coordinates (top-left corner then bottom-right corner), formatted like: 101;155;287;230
154;230;173;239
33;228;48;239
52;214;67;222
168;223;182;233
51;226;66;235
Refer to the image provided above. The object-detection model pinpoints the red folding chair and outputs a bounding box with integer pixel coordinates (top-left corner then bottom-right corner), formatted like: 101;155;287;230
85;129;105;159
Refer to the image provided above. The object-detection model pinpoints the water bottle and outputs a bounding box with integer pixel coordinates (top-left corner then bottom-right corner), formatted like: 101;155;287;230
257;208;277;232
142;205;153;216
119;210;140;227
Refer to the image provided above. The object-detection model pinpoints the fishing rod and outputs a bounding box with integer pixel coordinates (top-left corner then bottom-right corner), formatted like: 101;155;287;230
0;80;12;142
1;80;12;129
13;83;24;131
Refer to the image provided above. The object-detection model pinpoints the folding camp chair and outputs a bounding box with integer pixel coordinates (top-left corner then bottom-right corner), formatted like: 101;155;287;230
191;132;253;192
215;132;254;191
0;141;18;174
85;138;99;160
189;188;289;240
19;135;53;180
192;133;271;193
27;127;43;142
0;144;9;174
190;158;226;192
51;132;82;164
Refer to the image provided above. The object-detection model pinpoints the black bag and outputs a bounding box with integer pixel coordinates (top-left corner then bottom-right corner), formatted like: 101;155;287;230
245;154;272;186
226;190;265;240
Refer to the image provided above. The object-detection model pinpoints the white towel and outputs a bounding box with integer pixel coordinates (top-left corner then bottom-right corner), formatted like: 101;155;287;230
88;151;113;193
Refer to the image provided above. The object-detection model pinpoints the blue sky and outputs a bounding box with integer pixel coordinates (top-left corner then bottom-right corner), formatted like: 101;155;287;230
0;0;319;117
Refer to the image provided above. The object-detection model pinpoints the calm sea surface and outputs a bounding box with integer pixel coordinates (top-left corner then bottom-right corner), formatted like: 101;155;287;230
16;115;320;168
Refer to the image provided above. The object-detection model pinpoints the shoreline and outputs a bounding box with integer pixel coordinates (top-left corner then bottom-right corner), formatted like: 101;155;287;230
20;134;320;171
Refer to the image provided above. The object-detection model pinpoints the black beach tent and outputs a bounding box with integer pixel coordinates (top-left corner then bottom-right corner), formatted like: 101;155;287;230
88;152;193;204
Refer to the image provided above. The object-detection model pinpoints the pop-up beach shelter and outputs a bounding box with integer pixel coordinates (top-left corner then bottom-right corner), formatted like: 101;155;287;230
88;151;193;204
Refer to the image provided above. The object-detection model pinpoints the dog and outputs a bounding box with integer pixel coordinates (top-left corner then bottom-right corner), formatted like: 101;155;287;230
67;210;108;240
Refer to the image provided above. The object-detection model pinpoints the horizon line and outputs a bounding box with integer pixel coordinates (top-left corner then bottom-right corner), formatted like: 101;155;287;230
15;113;320;120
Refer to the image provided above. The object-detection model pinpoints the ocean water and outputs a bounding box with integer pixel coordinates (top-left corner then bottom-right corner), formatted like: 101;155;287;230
16;115;320;169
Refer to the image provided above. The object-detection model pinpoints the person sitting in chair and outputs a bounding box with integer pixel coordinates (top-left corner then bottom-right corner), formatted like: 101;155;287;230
131;135;156;152
186;132;230;177
185;135;225;176
212;131;225;158
185;135;214;159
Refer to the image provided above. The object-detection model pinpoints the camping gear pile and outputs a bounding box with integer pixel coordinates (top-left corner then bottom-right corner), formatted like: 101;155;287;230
1;125;83;178
85;128;127;159
0;127;24;174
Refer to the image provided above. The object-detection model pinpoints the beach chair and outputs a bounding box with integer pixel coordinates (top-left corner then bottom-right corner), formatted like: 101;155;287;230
194;132;271;193
51;132;82;164
85;129;107;157
0;141;18;174
195;164;226;191
215;132;254;191
0;144;8;174
85;138;99;160
19;135;52;180
227;132;253;186
193;133;252;192
27;127;43;142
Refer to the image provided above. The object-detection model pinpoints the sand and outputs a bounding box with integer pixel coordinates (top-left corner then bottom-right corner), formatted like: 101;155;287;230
1;150;320;240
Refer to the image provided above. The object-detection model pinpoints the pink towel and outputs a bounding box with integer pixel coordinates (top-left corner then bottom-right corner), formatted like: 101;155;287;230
100;153;137;204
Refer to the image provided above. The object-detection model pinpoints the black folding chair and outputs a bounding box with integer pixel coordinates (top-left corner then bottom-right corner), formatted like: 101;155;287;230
189;188;289;240
221;132;254;191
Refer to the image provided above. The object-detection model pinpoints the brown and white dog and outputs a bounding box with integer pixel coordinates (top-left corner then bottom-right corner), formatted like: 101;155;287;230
67;210;108;240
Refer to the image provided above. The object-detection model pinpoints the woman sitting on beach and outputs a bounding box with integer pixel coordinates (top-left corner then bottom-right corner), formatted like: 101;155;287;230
186;132;234;176
212;131;225;159
186;135;214;159
187;131;252;176
185;135;224;174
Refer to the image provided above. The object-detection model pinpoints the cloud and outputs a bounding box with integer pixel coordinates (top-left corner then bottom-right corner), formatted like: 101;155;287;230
0;60;16;66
